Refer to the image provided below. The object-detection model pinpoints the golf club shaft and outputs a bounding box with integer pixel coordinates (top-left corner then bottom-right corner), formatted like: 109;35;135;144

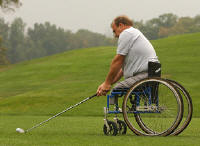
25;93;97;133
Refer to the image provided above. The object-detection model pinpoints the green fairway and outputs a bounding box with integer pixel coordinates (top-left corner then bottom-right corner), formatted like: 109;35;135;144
0;115;200;146
0;32;200;145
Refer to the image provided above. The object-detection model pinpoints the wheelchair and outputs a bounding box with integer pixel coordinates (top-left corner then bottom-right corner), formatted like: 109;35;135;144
103;62;193;136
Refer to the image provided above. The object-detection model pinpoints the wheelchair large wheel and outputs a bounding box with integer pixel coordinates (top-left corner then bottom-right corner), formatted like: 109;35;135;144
122;78;183;136
166;79;193;135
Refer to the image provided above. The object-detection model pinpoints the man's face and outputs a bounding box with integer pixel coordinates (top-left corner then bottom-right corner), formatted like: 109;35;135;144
111;23;122;38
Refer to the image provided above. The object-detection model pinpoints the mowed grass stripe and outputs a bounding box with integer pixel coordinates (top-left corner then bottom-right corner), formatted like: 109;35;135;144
0;115;199;146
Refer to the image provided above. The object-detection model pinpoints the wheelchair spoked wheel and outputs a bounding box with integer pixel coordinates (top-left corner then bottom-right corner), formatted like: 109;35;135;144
122;78;184;136
135;79;193;136
166;79;193;135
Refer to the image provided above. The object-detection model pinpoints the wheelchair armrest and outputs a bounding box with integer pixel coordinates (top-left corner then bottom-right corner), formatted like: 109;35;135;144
111;88;130;97
112;88;129;92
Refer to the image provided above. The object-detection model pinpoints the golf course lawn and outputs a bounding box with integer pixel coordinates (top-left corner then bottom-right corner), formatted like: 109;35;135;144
0;32;200;145
0;115;199;146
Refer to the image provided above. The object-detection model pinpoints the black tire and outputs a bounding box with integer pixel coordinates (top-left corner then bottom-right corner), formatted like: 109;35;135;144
166;79;193;135
117;120;127;135
103;120;118;136
122;78;183;136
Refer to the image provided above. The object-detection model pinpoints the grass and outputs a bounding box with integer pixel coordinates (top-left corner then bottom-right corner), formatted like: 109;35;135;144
0;115;200;146
0;46;113;116
0;32;200;145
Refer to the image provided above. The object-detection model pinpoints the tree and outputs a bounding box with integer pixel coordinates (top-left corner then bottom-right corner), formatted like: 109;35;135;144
27;22;73;57
157;14;178;38
2;13;200;64
0;0;21;11
74;29;116;48
0;36;9;64
0;18;9;64
142;18;160;40
133;20;144;30
193;15;200;32
7;17;26;63
158;27;170;38
0;17;9;46
169;17;195;35
158;13;178;28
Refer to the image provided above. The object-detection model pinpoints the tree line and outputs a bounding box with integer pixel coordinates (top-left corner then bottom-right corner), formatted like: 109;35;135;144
0;17;116;64
1;13;200;65
134;13;200;40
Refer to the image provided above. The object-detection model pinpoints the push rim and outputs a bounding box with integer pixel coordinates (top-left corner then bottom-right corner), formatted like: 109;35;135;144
122;78;183;136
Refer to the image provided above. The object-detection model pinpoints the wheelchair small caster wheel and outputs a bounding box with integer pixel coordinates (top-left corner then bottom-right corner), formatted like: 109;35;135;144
103;120;118;136
117;120;127;135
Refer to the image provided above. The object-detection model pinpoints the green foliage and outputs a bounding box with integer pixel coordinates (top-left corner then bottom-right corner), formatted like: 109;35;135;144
0;36;9;64
0;18;9;41
0;18;9;64
0;17;116;64
7;18;26;63
0;0;21;11
0;13;200;64
158;13;178;28
134;13;200;39
27;22;72;58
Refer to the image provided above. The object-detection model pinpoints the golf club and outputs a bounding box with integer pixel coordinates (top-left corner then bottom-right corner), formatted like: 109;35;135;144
16;93;97;133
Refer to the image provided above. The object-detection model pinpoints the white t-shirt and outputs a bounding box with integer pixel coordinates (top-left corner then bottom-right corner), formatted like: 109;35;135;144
117;27;159;79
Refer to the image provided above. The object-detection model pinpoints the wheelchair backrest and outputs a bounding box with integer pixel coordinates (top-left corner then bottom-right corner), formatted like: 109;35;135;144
148;61;161;77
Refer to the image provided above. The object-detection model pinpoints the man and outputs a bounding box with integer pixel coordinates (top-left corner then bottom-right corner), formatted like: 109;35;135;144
97;15;159;96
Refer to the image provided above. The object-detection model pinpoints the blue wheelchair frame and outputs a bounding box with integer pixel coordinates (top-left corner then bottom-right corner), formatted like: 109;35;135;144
106;86;160;115
105;61;162;115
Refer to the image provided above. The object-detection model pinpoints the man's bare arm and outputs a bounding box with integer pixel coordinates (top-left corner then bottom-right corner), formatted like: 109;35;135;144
105;54;124;84
97;54;125;96
112;68;123;85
